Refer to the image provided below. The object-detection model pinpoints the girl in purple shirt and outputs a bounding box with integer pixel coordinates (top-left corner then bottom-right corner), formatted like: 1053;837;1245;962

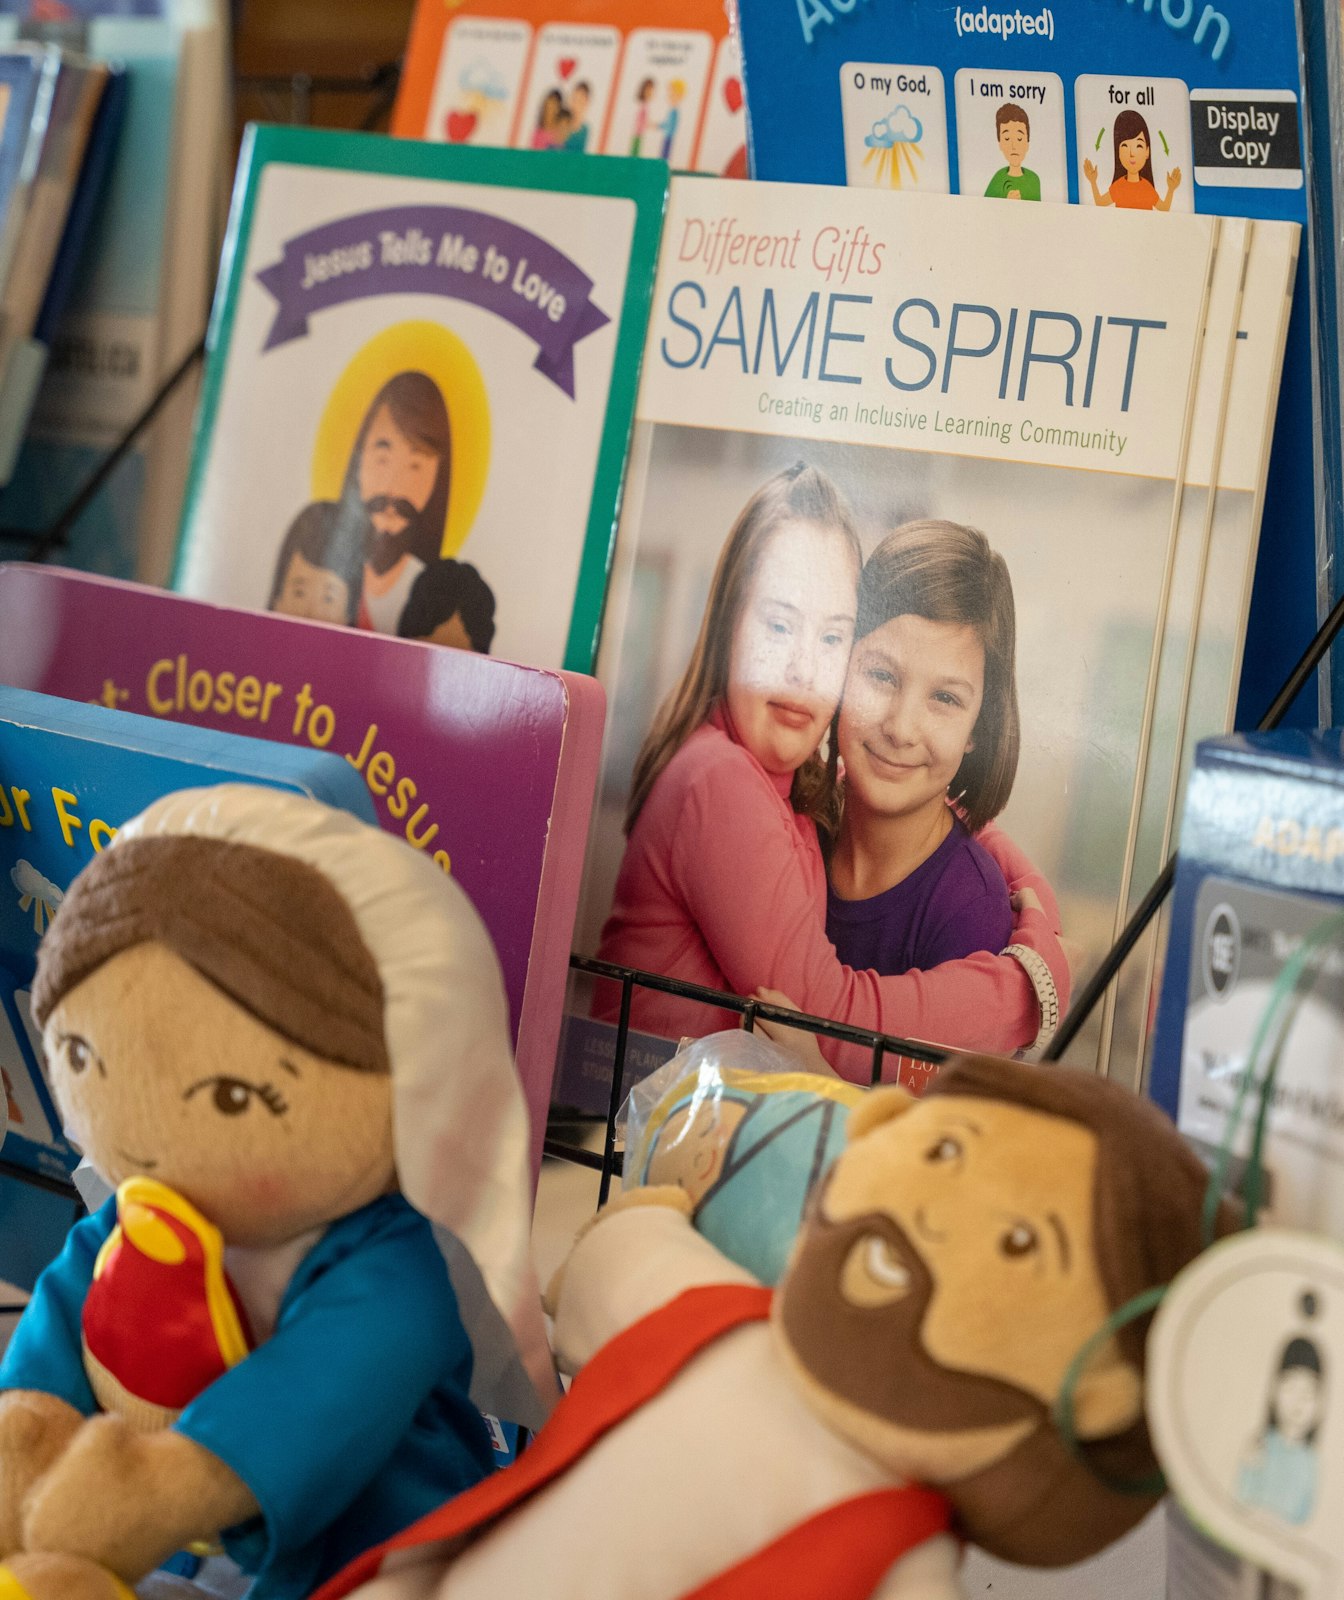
824;519;1018;975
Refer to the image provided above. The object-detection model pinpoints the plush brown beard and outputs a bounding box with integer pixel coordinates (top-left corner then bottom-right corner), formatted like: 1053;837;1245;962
778;1208;1045;1436
777;1206;1159;1567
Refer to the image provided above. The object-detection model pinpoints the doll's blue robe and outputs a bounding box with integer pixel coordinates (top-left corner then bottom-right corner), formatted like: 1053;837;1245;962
0;1191;495;1600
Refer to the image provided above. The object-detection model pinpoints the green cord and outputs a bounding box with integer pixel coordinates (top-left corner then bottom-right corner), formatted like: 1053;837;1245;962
1051;1285;1169;1496
1051;903;1344;1497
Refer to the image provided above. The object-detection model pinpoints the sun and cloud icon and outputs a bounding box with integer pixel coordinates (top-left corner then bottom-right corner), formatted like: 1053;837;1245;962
12;860;62;936
863;103;926;187
459;58;509;102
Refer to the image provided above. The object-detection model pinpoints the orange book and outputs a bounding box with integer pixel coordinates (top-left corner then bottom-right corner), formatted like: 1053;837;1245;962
392;0;747;176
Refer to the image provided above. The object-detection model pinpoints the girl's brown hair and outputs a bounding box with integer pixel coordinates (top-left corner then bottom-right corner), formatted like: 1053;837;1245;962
1111;109;1156;187
853;518;1019;834
625;462;861;833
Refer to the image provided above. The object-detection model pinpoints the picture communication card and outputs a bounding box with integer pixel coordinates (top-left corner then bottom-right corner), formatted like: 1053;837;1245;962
393;0;746;178
172;126;666;674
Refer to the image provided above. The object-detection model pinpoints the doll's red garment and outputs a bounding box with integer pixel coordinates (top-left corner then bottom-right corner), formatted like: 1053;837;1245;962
82;1177;253;1431
313;1283;951;1600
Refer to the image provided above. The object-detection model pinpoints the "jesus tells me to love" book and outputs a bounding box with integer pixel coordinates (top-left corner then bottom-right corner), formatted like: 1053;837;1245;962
172;127;666;673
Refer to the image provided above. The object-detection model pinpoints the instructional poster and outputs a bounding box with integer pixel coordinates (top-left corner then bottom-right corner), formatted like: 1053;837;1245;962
173;128;666;674
393;0;744;176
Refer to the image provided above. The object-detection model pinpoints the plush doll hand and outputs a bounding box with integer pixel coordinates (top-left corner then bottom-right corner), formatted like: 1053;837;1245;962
543;1185;693;1314
0;1392;82;1555
0;1551;137;1600
20;1413;257;1582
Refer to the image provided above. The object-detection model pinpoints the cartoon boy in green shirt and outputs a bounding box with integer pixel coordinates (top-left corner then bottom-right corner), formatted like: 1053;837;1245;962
985;102;1040;201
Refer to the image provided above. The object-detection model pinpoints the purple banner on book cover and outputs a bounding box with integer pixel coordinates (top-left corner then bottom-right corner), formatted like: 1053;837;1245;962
0;565;606;1160
256;204;611;396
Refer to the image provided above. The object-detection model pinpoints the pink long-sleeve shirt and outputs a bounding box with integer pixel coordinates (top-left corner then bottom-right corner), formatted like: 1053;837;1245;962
595;709;1070;1069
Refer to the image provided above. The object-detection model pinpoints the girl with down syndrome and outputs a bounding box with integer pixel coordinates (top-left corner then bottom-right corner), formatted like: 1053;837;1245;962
595;463;1067;1072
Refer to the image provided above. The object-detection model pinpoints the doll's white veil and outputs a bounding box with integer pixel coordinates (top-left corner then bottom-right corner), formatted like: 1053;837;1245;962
113;783;556;1427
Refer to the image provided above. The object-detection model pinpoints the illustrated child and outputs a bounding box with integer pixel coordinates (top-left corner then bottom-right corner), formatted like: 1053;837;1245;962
268;501;363;626
594;462;1070;1074
0;787;552;1600
563;82;592;152
630;76;654;156
397;558;497;653
659;79;685;161
984;102;1040;201
1237;1293;1327;1526
1083;109;1182;211
824;521;1017;978
530;88;564;150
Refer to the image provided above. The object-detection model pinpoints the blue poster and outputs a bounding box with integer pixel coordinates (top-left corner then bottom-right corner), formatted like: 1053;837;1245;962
736;0;1318;731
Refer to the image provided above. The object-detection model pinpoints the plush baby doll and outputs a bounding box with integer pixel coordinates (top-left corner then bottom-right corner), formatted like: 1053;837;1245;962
624;1033;863;1285
316;1053;1236;1600
0;785;552;1600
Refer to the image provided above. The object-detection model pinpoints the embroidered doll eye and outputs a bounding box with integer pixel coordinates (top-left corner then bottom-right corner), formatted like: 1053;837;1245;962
185;1076;288;1117
999;1222;1039;1259
925;1136;961;1163
58;1034;99;1076
863;1235;910;1291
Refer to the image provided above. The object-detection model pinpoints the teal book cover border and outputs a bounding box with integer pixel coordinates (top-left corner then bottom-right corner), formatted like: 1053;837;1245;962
171;124;668;674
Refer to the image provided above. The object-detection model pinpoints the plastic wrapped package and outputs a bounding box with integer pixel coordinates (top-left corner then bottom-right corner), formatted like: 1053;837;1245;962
619;1030;864;1284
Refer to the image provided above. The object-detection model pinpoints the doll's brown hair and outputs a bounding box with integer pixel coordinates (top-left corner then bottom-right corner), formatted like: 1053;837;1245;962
32;835;389;1073
928;1055;1240;1366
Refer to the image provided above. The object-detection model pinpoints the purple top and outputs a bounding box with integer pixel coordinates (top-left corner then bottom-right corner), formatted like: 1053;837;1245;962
826;817;1014;975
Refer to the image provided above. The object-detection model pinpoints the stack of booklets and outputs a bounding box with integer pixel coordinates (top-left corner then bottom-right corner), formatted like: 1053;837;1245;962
0;41;124;488
549;173;1297;1101
0;0;229;586
392;0;747;177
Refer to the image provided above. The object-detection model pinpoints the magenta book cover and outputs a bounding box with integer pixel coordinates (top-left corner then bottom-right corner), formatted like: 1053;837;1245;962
0;563;606;1164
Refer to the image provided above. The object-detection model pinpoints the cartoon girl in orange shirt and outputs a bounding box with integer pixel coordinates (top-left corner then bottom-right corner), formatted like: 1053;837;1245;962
1083;109;1182;212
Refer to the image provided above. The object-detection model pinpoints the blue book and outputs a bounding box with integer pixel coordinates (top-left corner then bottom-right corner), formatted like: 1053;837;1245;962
735;0;1317;735
0;47;56;281
0;59;126;485
33;61;125;348
0;3;162;14
1152;730;1344;1236
0;3;224;582
0;684;375;1285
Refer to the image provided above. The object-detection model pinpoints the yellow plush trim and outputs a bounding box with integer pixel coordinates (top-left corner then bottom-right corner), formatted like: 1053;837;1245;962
0;1570;134;1600
633;1067;866;1176
92;1224;121;1281
115;1178;249;1368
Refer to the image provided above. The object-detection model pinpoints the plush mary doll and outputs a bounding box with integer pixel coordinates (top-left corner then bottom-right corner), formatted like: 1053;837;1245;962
0;785;553;1600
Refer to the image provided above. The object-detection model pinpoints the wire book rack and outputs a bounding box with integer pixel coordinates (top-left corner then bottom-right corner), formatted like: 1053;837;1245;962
545;954;948;1208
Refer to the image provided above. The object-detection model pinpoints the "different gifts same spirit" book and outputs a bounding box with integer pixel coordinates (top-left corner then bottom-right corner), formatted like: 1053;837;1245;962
561;174;1291;1102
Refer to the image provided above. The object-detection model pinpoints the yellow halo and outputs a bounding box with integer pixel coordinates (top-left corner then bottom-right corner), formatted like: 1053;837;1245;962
310;320;491;560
